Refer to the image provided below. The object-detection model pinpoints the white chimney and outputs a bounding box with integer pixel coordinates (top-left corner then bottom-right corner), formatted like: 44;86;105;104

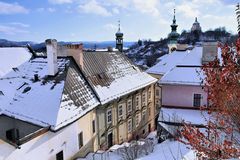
45;39;58;76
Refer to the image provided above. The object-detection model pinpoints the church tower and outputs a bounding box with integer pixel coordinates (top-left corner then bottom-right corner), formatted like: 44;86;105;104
115;20;123;52
191;17;202;33
168;9;180;53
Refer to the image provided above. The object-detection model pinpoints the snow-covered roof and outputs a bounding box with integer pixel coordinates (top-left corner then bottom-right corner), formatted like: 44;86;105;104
82;51;157;104
0;57;99;130
146;51;188;75
159;108;209;126
0;47;31;77
147;46;222;86
160;67;204;86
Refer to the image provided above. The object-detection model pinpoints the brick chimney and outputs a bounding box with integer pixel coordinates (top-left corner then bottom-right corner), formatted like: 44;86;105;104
64;44;84;69
45;39;58;76
202;42;218;65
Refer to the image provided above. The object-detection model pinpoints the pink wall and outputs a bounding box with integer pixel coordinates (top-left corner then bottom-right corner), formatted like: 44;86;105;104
162;85;208;108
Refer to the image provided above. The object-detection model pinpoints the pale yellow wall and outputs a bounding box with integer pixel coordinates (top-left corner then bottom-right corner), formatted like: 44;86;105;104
73;108;98;158
96;82;158;150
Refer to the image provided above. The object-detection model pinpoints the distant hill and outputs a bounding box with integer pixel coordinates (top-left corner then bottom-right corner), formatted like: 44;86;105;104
125;27;238;69
0;39;135;52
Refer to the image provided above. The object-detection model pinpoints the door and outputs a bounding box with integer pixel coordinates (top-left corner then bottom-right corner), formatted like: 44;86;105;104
107;132;113;148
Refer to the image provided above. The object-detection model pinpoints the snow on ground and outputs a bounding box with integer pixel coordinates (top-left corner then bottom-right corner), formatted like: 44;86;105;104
137;139;195;160
77;131;195;160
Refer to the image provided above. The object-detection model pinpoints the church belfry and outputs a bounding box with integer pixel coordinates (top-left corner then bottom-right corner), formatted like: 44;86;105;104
115;20;123;52
168;9;180;53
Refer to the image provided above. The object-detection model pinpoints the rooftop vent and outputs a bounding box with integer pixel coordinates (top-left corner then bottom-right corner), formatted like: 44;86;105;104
34;74;39;82
0;91;4;96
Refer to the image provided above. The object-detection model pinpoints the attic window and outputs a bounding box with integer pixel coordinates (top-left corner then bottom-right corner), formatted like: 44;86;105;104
12;67;19;72
0;91;4;96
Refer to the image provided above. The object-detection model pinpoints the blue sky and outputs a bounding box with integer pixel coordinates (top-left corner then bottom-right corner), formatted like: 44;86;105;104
0;0;238;42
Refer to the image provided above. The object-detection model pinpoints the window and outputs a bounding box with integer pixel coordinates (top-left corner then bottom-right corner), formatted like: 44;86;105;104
148;90;151;100
142;93;146;106
142;110;146;122
193;94;201;107
127;100;132;113
107;109;112;124
156;89;159;97
118;105;123;119
92;120;95;133
148;107;151;116
128;119;132;133
136;114;140;127
78;132;83;149
136;96;139;110
56;151;64;160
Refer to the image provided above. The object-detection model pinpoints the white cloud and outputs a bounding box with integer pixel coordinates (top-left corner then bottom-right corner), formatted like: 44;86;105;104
112;8;119;14
48;0;72;4
0;1;28;14
9;22;29;28
0;25;29;35
36;8;44;12
201;14;237;32
133;0;160;16
78;0;112;16
103;23;118;31
48;8;56;12
176;4;200;18
36;7;56;13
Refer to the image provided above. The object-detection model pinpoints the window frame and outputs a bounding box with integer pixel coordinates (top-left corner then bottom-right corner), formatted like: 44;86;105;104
135;96;139;110
107;109;112;124
78;132;83;149
127;119;132;133
127;99;132;113
135;114;140;127
118;104;123;119
193;93;201;107
92;120;95;134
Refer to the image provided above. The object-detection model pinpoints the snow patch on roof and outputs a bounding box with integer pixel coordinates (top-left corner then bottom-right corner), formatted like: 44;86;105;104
159;67;204;86
146;51;188;75
0;57;99;130
0;47;31;77
159;108;209;125
83;51;157;104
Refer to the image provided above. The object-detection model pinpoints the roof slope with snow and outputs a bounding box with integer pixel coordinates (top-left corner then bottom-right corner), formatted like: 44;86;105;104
0;57;99;130
160;67;204;86
0;47;31;77
82;51;157;104
146;50;188;75
147;46;221;86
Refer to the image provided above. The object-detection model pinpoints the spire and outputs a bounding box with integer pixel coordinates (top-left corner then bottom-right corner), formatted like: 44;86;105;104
115;20;123;52
173;9;176;24
118;20;121;32
195;17;198;23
